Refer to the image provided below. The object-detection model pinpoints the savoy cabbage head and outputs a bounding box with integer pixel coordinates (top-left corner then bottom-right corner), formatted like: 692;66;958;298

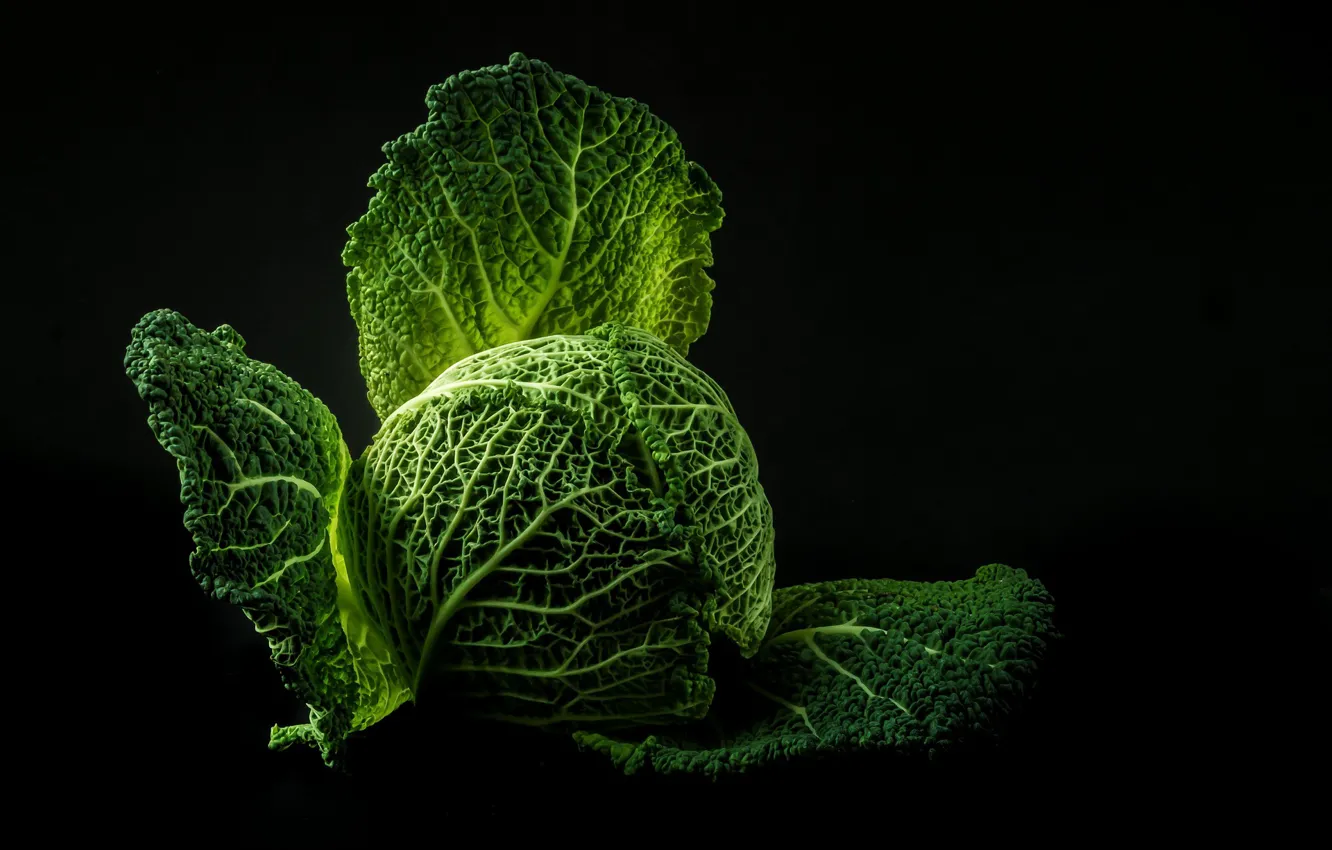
126;53;1056;776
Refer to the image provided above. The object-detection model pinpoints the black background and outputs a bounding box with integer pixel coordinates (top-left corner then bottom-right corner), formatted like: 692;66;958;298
11;2;1329;839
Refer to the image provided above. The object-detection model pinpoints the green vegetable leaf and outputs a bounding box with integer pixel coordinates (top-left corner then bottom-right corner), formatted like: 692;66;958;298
574;564;1059;776
124;310;409;765
343;52;724;420
340;324;774;729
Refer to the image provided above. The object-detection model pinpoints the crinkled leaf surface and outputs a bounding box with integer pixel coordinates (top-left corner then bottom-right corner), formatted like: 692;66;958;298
340;324;774;729
124;310;409;764
344;52;724;420
574;564;1058;776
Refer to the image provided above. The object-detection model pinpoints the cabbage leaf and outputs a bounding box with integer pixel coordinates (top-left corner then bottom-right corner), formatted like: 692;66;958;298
344;52;723;420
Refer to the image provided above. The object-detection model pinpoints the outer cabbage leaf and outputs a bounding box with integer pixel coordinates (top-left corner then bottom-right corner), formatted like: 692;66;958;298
339;323;774;730
124;310;409;765
574;564;1058;776
343;52;724;420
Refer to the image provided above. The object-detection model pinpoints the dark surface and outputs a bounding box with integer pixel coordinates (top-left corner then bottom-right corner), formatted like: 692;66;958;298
12;3;1328;838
